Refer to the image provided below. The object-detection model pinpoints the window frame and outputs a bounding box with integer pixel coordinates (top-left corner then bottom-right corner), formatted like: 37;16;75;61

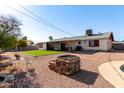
39;43;43;48
89;40;99;47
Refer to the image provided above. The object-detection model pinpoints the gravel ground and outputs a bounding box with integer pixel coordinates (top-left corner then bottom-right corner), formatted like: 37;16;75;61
4;51;124;88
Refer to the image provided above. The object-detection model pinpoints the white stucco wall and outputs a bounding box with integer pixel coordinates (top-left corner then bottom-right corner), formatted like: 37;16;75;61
107;39;112;50
65;39;112;51
45;38;112;51
39;42;47;50
67;41;80;50
81;39;112;51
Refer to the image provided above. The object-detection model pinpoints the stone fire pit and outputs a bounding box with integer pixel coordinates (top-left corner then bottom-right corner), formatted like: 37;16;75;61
48;55;80;76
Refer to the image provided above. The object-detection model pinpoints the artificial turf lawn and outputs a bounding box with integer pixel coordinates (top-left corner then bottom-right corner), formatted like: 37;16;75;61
22;50;64;56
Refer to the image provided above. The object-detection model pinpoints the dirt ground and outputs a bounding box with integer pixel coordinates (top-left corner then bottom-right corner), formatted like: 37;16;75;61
4;51;124;88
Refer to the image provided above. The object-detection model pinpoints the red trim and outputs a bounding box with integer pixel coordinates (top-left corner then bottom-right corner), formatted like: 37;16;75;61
89;41;91;46
95;40;99;47
89;40;99;47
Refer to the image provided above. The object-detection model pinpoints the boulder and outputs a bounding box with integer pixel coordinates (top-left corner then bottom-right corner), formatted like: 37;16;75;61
0;59;13;71
0;82;12;88
0;74;14;88
14;54;21;60
0;74;14;82
0;55;11;61
48;55;80;76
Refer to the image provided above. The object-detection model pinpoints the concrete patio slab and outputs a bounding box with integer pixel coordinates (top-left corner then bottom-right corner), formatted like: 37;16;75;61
99;61;124;88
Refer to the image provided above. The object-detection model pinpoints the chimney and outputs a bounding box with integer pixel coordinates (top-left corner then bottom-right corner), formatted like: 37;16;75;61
85;29;93;36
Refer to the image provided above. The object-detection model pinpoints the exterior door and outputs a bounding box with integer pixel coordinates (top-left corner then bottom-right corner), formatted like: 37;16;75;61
61;43;65;51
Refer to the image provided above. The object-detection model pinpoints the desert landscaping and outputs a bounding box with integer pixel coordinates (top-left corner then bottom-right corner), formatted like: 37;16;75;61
1;50;124;88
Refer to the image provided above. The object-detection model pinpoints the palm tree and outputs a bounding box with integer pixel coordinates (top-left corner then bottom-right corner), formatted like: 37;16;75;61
49;36;53;41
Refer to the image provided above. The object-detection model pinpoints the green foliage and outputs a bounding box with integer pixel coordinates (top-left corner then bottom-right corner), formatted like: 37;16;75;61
49;36;53;41
0;31;18;51
23;36;27;41
0;15;22;51
30;41;34;45
18;37;28;48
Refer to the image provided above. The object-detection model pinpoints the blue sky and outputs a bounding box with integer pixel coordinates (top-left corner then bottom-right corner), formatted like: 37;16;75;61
0;5;124;43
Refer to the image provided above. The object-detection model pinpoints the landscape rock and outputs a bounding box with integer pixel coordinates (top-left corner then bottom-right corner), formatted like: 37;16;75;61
14;54;21;60
0;82;12;88
0;60;13;71
0;74;14;82
0;55;11;61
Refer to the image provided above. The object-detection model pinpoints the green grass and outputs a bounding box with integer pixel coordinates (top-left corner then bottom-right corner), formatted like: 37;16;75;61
22;50;64;56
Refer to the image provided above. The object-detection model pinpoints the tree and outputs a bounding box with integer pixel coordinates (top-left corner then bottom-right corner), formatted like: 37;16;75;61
0;15;22;37
0;33;18;51
49;36;53;41
30;40;34;45
0;15;22;52
23;36;27;41
27;40;34;45
18;36;28;50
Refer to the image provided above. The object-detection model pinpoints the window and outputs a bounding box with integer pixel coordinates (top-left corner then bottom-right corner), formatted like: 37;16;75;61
39;43;43;48
89;40;99;47
84;40;86;44
78;41;81;44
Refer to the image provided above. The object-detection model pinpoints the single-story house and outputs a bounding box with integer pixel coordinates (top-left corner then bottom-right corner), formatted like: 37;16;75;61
37;29;114;51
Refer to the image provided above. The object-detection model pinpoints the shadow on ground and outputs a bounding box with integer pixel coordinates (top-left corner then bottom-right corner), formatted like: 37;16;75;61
110;50;124;53
69;69;99;85
70;50;101;55
71;50;124;55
